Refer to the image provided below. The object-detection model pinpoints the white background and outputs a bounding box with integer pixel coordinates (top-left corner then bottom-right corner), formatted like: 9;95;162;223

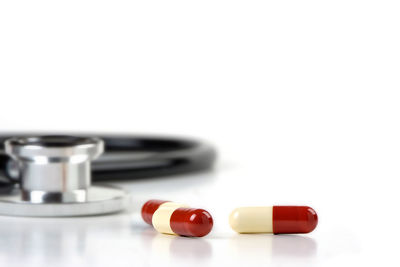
0;1;400;266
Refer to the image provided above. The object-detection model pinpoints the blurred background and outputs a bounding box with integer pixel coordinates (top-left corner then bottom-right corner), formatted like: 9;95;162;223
0;0;399;266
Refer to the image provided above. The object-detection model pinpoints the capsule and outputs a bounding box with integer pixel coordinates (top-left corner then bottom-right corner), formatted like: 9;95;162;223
229;206;318;234
141;199;214;237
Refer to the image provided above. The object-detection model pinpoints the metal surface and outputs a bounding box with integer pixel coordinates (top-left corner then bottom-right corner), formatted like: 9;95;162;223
0;186;128;217
0;135;128;217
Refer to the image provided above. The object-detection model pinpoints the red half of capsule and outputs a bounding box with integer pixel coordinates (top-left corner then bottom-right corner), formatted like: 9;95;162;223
170;208;214;237
141;199;169;225
273;206;318;234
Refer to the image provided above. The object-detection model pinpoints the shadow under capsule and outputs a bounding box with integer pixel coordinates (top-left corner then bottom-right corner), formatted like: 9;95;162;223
139;227;213;262
228;233;317;263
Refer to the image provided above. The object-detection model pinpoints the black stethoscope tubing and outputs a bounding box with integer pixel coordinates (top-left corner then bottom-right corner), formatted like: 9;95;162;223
0;133;216;193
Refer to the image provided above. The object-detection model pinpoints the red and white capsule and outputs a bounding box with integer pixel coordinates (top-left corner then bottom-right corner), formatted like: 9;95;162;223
141;199;214;237
229;206;318;234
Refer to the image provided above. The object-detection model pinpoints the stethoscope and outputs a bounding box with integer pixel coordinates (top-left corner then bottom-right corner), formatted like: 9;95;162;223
0;134;216;217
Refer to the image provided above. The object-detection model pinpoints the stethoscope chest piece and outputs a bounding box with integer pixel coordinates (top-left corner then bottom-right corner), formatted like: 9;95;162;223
0;136;128;217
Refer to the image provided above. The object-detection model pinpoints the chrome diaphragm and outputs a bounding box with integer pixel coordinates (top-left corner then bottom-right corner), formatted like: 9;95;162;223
0;135;128;217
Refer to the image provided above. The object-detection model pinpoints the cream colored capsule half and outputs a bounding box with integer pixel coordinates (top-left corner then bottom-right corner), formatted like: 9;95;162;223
152;202;188;235
229;206;273;233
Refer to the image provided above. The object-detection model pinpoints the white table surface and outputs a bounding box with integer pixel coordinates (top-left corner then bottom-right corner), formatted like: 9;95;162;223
0;153;397;267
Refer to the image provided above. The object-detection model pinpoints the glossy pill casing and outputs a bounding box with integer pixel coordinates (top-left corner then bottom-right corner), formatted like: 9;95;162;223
170;208;214;237
141;199;169;225
229;206;318;234
141;199;214;237
273;206;318;234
